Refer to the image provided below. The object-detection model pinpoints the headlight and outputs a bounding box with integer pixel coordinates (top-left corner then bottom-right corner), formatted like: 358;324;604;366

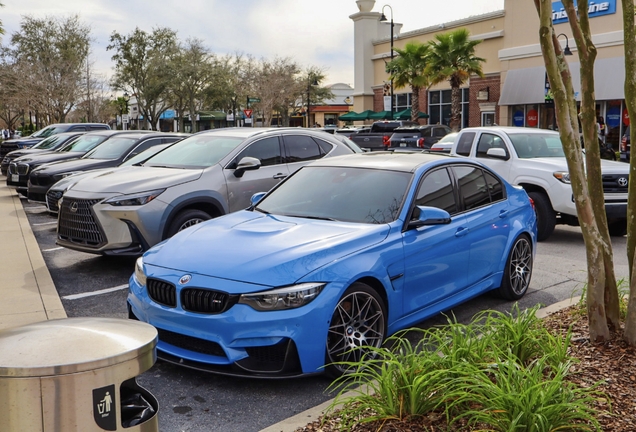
103;189;165;206
553;172;571;184
238;283;325;311
134;257;147;286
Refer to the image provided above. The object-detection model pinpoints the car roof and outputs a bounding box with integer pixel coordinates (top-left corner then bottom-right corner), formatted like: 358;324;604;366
308;151;459;172
461;126;559;135
82;130;155;137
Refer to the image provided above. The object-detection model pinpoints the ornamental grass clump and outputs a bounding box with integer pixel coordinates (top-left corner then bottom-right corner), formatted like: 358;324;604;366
323;303;607;431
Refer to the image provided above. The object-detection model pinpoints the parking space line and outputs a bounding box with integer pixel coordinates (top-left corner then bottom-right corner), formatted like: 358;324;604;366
42;247;64;252
62;284;129;300
33;221;58;226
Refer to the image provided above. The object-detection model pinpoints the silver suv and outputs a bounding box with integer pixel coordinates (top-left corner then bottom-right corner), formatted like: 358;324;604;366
56;128;362;255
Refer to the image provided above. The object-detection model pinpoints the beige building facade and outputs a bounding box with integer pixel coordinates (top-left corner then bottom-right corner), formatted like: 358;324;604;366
350;0;627;148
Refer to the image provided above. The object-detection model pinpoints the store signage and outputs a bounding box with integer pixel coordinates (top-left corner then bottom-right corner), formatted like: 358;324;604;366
527;109;539;127
623;108;630;126
513;110;525;127
606;106;620;128
552;0;616;24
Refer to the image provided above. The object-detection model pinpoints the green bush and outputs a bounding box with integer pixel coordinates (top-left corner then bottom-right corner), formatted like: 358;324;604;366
323;304;606;431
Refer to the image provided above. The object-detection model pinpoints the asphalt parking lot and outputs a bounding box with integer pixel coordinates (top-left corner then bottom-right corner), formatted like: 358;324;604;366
18;196;630;432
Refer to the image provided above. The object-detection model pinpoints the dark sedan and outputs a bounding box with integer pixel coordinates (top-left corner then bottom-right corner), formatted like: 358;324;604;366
388;125;452;149
27;132;188;203
1;132;85;176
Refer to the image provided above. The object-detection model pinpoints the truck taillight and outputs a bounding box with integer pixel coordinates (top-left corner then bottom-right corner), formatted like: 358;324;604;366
417;138;424;148
383;135;390;147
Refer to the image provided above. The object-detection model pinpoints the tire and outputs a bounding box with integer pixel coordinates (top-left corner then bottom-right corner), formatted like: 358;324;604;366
325;283;387;378
498;235;533;300
165;209;212;238
608;220;627;237
527;191;556;241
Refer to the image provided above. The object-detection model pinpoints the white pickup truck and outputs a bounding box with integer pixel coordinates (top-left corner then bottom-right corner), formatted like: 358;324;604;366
450;126;628;240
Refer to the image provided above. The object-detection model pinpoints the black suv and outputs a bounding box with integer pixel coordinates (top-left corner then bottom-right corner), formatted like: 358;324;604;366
388;125;452;149
1;132;85;176
7;130;146;196
0;123;110;159
621;126;630;162
27;132;188;203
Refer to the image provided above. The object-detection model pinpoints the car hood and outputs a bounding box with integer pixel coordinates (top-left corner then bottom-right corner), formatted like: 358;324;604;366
6;149;55;159
145;210;391;288
520;157;629;175
34;158;119;175
16;151;84;166
71;166;203;194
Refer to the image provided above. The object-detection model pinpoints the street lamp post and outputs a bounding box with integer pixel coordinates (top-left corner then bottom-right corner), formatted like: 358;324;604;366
556;33;573;56
123;92;130;130
380;5;394;117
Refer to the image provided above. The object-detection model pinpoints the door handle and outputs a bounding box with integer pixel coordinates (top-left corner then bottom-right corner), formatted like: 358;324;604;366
499;210;509;218
455;227;469;237
273;173;287;179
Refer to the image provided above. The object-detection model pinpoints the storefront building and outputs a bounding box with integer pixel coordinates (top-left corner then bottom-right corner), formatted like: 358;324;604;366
350;0;628;148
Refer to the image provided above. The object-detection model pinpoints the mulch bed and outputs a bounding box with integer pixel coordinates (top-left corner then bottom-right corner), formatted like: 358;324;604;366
295;306;636;431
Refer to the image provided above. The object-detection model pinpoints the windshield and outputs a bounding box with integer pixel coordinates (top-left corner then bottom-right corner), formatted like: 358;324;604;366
120;144;170;166
508;133;565;158
83;136;137;160
436;133;458;144
333;135;364;153
255;166;411;224
31;125;67;138
145;134;243;168
32;135;64;150
60;134;109;153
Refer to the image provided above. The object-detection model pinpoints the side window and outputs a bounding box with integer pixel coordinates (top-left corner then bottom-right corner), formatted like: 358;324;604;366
477;133;508;158
453;166;491;210
414;168;458;215
126;138;163;160
455;132;476;156
70;126;88;131
231;136;282;168
433;127;447;137
315;138;334;155
282;135;322;163
89;125;108;130
484;170;505;202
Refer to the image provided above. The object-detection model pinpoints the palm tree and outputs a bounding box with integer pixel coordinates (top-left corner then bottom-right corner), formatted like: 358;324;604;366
386;41;431;122
427;28;485;131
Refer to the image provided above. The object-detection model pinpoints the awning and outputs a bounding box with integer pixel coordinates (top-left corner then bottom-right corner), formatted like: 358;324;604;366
338;110;375;121
393;108;429;120
499;57;626;106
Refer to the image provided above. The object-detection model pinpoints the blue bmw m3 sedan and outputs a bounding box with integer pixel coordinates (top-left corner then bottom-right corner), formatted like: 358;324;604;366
128;152;536;378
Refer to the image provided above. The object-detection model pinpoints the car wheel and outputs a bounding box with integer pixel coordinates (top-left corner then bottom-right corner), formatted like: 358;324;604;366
325;283;386;378
528;191;555;241
608;220;627;237
498;235;533;300
166;209;212;238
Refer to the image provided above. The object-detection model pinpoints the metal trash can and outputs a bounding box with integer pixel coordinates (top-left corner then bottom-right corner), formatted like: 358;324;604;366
0;317;159;431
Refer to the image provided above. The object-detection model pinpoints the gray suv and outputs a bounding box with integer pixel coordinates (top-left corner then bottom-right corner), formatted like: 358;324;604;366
56;128;362;256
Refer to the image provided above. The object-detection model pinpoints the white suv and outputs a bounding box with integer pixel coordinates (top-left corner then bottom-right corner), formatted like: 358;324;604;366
450;127;628;240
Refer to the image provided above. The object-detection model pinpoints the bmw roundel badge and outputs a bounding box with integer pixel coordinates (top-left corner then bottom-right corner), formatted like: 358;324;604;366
179;274;192;285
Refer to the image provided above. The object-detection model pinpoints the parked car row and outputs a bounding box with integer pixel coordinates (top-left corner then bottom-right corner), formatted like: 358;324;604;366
2;124;539;379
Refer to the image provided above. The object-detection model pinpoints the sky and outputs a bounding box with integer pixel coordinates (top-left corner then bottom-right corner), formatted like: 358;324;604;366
1;0;504;87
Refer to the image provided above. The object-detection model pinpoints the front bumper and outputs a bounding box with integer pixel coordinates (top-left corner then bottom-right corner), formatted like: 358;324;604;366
127;268;342;377
55;192;168;255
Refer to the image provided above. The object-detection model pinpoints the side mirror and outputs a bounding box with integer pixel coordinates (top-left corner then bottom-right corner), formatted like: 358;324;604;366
486;147;509;160
234;156;261;178
250;192;267;206
408;206;451;229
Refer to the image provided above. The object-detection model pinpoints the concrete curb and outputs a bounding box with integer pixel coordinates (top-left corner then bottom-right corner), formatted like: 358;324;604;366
260;297;581;432
13;193;67;321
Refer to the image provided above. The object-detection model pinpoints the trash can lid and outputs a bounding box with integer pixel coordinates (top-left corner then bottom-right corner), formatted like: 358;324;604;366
0;317;158;377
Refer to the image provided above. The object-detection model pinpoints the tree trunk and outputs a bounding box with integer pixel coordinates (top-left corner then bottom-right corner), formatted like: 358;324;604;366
410;85;420;122
621;0;636;344
449;85;461;131
569;0;621;330
536;0;612;342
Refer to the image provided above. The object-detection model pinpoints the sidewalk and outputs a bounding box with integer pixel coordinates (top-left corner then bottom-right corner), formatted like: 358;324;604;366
0;185;66;330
